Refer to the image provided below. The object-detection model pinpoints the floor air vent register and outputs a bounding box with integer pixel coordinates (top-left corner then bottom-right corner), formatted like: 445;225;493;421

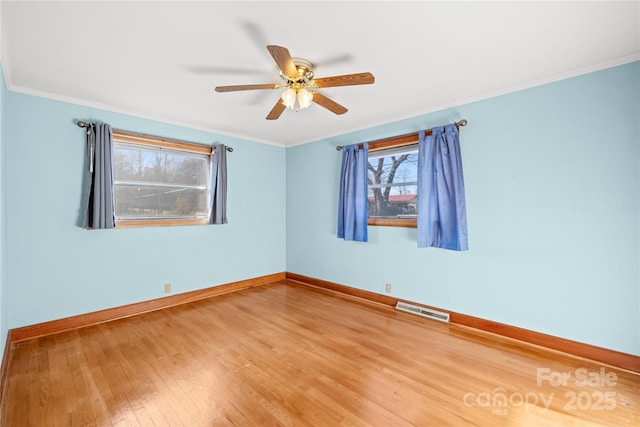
395;302;450;323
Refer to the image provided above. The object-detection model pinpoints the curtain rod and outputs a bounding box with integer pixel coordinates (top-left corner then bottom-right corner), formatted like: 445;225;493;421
335;119;467;151
76;121;234;152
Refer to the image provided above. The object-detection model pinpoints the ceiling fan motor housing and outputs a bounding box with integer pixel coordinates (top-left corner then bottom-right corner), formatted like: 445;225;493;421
281;57;315;84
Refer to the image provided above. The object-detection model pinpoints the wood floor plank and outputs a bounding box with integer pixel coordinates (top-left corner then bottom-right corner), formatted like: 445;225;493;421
1;280;638;426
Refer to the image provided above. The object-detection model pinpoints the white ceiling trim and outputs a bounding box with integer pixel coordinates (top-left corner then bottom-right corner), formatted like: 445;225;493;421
3;82;286;148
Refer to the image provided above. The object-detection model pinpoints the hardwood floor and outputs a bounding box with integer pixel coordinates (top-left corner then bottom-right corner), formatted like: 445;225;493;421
1;280;638;426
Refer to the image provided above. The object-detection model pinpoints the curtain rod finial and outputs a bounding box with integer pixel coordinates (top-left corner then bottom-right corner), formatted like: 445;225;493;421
457;119;467;127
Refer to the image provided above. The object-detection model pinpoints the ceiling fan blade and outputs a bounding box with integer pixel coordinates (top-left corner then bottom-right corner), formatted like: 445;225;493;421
313;72;375;88
215;84;277;92
266;100;286;120
312;92;348;115
266;45;298;79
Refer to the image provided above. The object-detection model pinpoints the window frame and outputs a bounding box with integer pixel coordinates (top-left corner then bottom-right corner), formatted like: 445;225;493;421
112;130;212;228
367;133;421;228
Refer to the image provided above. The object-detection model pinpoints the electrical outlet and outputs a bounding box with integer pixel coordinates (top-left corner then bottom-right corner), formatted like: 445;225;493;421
164;283;171;294
385;283;392;293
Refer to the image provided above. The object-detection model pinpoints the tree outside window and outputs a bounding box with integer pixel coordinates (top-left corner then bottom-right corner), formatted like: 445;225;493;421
367;145;418;219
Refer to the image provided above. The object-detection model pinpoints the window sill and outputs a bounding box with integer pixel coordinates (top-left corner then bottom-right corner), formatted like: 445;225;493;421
368;217;417;228
115;218;209;228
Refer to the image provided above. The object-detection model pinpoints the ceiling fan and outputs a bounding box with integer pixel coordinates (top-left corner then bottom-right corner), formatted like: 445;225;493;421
214;45;375;120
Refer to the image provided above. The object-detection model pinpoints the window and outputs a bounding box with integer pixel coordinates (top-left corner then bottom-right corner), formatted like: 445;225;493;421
368;143;418;227
112;131;212;228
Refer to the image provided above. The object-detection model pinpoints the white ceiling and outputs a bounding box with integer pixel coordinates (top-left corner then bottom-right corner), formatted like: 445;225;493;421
1;1;639;147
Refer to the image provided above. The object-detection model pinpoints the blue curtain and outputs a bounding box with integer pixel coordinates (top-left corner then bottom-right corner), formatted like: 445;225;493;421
337;143;369;242
209;144;227;224
82;123;115;229
417;125;468;250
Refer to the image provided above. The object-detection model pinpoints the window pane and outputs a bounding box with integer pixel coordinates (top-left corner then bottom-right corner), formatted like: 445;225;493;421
115;185;208;219
114;144;208;186
114;142;210;221
368;147;418;218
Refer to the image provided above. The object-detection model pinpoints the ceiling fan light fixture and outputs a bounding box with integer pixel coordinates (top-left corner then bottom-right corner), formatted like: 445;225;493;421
281;88;297;109
297;88;313;109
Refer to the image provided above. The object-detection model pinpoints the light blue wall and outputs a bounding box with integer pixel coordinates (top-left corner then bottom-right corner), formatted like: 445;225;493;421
5;93;286;328
0;65;6;355
287;62;640;356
